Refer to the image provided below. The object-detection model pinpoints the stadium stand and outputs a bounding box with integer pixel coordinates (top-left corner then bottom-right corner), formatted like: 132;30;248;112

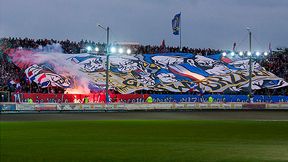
0;37;287;100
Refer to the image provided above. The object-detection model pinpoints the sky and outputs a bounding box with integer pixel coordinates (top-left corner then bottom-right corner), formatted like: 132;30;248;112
0;0;288;51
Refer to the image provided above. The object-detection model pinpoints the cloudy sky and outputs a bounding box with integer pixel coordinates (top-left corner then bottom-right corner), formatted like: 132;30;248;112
0;0;287;51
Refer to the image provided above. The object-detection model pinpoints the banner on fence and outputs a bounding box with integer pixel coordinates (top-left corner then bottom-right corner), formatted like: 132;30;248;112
9;93;288;104
16;104;35;111
0;104;16;111
10;93;149;103
35;104;58;111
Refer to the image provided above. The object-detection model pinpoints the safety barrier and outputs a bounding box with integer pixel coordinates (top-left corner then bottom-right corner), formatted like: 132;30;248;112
1;102;288;113
9;93;288;103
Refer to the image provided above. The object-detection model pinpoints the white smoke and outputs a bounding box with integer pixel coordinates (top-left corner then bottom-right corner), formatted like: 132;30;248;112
9;44;92;94
35;43;63;53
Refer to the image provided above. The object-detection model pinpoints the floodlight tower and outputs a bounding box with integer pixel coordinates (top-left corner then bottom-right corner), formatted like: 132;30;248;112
247;27;252;103
98;24;110;103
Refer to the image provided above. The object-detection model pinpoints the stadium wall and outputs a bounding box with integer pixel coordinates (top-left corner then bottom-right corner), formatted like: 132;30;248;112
9;93;288;103
1;102;288;113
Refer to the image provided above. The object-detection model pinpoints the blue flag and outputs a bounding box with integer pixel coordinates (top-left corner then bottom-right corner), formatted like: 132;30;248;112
172;13;181;35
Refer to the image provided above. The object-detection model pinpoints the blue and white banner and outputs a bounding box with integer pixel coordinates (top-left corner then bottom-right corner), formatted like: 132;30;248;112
150;94;288;103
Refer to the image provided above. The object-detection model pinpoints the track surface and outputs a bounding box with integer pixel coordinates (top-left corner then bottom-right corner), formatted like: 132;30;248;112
1;110;288;121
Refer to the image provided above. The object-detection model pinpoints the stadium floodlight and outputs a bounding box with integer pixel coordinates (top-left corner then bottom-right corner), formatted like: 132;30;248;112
222;52;227;57
256;51;260;56
127;48;131;54
110;47;116;53
239;51;244;56
98;24;110;104
86;46;92;52
118;48;124;54
95;47;99;52
247;51;252;56
230;52;235;56
264;52;268;56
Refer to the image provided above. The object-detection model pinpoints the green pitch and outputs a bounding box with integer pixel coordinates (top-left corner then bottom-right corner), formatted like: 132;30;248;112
1;120;288;162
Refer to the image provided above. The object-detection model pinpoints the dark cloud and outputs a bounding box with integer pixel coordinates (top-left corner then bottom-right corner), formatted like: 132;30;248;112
0;0;287;51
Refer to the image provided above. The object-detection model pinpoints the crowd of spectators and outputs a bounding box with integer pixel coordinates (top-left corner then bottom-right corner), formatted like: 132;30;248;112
0;37;287;97
0;55;22;91
261;49;288;82
257;48;288;95
2;37;222;55
135;45;221;55
4;37;82;53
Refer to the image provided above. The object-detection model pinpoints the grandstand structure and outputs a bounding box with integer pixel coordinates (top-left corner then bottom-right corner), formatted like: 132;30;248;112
0;37;288;104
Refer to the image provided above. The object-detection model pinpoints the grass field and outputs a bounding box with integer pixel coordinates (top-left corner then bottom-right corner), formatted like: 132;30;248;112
1;120;288;162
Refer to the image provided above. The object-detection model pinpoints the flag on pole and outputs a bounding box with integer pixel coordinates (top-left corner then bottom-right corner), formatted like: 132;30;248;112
269;42;272;52
172;13;181;35
233;42;236;51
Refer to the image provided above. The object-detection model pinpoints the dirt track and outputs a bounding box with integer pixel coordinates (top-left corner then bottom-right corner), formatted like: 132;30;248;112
1;110;288;121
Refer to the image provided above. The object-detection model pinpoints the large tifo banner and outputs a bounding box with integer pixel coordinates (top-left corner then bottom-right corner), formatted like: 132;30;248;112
7;48;288;94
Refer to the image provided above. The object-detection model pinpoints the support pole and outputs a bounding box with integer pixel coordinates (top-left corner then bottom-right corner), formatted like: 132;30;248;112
179;13;182;51
105;27;110;103
248;31;252;103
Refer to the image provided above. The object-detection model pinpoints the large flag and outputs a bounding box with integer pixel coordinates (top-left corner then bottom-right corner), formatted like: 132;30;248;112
233;42;236;51
269;42;272;52
172;13;181;35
